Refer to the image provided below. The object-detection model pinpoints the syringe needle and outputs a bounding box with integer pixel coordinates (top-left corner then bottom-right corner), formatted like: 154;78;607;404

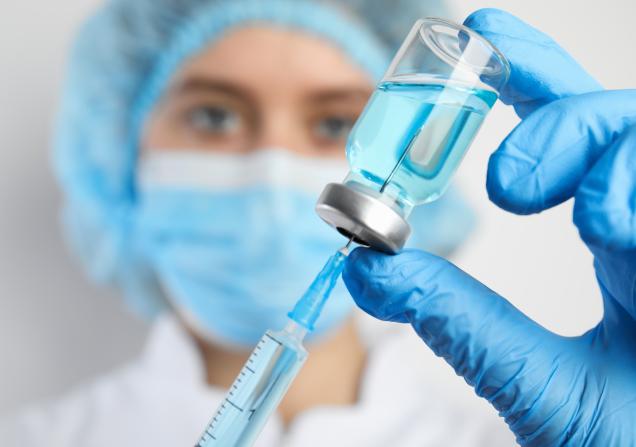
288;248;348;331
338;236;355;256
340;236;354;255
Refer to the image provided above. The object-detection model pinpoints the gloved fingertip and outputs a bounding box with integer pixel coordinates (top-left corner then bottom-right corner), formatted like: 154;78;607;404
343;248;440;323
344;246;382;276
486;150;543;215
342;247;379;305
342;248;394;321
345;245;371;261
463;7;515;30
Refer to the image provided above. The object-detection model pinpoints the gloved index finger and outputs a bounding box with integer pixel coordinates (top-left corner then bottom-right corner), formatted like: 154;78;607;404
464;8;602;118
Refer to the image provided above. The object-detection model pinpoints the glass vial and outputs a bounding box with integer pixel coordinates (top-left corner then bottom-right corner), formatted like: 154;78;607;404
316;18;509;253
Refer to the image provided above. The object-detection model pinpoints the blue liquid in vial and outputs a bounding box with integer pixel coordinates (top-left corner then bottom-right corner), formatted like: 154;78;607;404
346;78;498;212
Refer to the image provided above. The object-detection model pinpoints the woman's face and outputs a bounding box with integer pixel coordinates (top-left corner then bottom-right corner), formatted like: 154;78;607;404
142;26;375;159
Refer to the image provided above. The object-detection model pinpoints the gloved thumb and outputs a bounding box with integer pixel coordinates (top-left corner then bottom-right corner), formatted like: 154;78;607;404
343;247;561;413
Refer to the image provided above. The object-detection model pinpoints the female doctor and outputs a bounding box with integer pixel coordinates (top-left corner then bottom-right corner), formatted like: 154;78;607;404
0;0;514;446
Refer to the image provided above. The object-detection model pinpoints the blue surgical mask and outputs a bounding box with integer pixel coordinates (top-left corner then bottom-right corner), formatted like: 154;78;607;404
135;148;353;349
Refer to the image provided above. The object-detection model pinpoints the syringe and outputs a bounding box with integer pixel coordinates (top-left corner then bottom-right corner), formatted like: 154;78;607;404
196;242;351;447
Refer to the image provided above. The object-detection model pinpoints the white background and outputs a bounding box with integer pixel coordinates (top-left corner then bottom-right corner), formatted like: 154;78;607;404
0;0;634;415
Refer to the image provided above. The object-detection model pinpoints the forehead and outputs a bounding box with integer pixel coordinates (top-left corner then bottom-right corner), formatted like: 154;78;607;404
172;25;374;92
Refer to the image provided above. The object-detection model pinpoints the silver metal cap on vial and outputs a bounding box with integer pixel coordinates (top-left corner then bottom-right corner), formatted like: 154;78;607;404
315;183;411;254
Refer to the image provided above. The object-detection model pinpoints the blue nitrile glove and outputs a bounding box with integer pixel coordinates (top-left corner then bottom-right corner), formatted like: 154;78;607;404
343;9;636;446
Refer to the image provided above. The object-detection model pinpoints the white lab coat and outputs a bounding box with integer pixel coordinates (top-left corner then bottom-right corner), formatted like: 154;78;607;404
0;315;516;446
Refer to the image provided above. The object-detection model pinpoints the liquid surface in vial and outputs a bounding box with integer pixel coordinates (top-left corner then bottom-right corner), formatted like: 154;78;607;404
346;79;497;209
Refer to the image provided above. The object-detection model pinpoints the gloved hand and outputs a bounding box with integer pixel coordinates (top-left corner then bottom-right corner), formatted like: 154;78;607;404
343;9;636;446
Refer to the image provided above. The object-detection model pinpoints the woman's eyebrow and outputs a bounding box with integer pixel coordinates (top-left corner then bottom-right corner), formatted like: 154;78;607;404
306;88;374;104
168;77;254;103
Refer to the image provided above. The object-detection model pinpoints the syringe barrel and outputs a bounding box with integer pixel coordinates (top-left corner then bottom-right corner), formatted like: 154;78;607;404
196;325;307;447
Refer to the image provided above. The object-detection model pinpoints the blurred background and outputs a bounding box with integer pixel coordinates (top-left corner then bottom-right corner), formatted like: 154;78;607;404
0;0;634;415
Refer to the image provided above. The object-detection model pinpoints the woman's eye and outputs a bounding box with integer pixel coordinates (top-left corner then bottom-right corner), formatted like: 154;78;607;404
314;117;354;141
186;106;240;134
